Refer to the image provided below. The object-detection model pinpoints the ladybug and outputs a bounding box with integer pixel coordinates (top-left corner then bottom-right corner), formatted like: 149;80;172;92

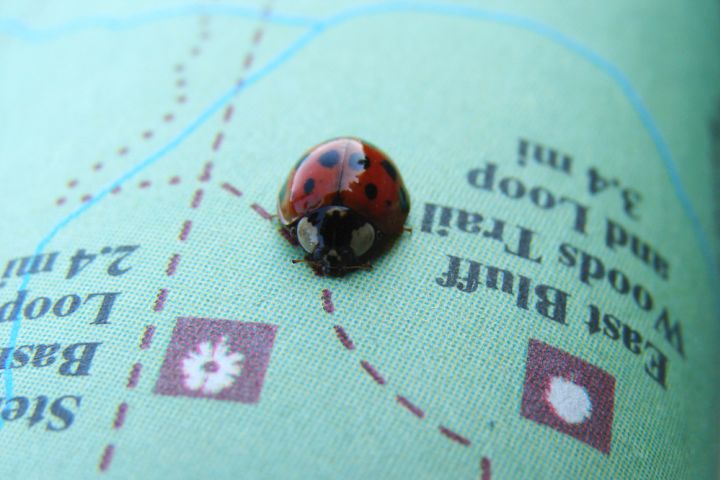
278;137;410;275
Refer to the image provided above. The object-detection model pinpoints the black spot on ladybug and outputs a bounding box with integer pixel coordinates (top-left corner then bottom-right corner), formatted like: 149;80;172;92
399;187;409;213
365;183;378;200
380;160;397;181
318;150;340;168
304;178;315;195
349;152;370;170
385;200;392;207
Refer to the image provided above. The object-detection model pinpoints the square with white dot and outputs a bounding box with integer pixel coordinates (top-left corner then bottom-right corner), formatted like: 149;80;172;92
520;339;615;454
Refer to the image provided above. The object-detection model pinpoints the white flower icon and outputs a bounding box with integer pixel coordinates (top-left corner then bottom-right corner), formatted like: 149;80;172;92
182;336;244;395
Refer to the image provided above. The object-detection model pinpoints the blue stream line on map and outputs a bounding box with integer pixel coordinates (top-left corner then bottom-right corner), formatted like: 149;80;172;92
2;1;717;426
0;5;314;41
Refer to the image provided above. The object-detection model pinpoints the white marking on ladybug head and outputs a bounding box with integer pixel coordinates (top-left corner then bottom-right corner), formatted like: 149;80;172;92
297;217;319;254
325;206;348;217
350;222;375;257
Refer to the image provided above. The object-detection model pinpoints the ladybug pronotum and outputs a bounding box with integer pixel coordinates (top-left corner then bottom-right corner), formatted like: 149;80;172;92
277;137;410;275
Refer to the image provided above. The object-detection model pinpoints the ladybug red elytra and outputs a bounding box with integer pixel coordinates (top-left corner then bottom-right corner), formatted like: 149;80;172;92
278;137;410;275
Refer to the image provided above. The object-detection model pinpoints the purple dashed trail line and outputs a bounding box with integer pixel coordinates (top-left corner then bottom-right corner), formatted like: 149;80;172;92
178;220;192;241
322;289;334;313
212;131;224;151
328;293;487;457
223;104;235;122
113;403;129;429
166;254;181;276
99;445;115;472
333;325;354;350
221;182;243;197
61;175;183;205
127;363;142;389
55;14;213;203
199;161;213;182
251;203;273;220
140;325;156;349
244;53;254;68
153;288;168;312
481;457;492;480
191;188;204;208
94;6;276;472
360;360;386;386
439;426;471;447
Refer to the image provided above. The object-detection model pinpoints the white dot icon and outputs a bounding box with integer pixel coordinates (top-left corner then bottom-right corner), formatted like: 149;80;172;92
546;376;592;424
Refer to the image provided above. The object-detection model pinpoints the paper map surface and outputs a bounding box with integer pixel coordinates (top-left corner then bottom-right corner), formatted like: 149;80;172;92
1;1;719;478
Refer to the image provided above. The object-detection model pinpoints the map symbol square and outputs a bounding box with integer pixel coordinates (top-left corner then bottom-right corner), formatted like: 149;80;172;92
154;318;278;403
520;339;615;454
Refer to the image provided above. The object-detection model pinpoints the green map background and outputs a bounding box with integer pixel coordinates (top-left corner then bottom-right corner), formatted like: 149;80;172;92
0;1;718;478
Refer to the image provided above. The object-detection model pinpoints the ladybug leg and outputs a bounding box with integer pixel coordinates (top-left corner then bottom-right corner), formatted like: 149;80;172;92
403;226;413;234
346;263;373;271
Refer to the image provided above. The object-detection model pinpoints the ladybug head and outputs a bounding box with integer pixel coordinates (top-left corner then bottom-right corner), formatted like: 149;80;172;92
295;206;376;275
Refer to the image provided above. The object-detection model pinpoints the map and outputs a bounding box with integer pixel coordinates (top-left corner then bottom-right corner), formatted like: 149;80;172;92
1;1;719;478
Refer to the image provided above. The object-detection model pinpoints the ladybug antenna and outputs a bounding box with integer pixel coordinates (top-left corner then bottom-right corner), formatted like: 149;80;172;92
291;258;318;266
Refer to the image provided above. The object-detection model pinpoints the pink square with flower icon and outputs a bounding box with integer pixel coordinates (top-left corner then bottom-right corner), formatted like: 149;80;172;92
154;318;278;403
